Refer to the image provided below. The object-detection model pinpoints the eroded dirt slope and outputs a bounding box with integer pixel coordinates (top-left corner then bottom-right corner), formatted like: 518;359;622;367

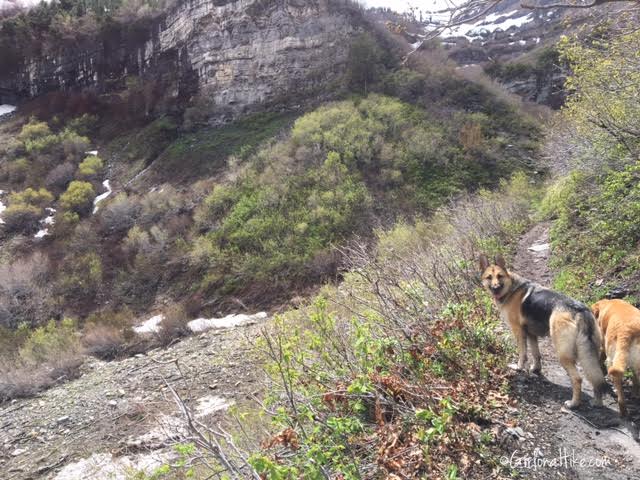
0;321;267;479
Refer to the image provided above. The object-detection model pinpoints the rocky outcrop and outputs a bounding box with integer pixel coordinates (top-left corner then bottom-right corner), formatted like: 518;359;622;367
0;0;362;121
500;71;566;109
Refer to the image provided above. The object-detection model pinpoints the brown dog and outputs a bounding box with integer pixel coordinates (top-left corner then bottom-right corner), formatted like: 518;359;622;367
480;254;606;409
591;299;640;416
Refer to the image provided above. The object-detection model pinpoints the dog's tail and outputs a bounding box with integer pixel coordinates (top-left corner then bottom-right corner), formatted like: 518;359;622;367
576;308;612;398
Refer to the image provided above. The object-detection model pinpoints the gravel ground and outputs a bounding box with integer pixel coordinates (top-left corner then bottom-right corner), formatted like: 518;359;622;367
0;320;268;479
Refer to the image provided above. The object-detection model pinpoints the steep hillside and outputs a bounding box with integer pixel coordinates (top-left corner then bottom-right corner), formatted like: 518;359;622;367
0;0;541;408
7;1;640;479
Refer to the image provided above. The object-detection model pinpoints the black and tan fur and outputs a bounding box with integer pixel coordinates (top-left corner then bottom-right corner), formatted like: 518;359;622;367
479;254;606;409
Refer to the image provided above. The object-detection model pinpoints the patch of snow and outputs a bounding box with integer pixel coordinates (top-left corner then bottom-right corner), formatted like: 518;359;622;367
92;180;112;213
441;10;533;41
34;207;56;238
187;312;268;333
528;243;550;253
195;396;234;417
535;37;541;44
0;104;16;117
519;40;527;46
133;314;164;334
134;311;268;335
85;150;99;156
54;451;172;480
133;414;186;447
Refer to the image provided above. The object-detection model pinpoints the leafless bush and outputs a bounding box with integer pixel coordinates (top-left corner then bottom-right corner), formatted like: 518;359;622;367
45;162;75;193
98;193;141;236
0;353;83;402
82;324;126;360
161;361;260;479
541;116;632;177
336;175;535;337
0;252;55;329
157;304;190;346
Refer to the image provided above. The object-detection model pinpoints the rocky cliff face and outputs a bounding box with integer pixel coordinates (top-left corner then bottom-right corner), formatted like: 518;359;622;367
1;0;361;121
500;71;566;109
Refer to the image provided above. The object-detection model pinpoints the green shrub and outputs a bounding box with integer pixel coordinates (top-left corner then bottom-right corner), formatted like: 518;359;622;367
2;204;43;233
190;94;536;298
66;114;98;136
59;180;95;216
6;157;30;183
194;151;371;293
57;252;103;302
9;187;54;208
58;128;91;162
252;175;533;478
18;119;51;143
382;68;427;102
77;155;104;178
19;318;81;367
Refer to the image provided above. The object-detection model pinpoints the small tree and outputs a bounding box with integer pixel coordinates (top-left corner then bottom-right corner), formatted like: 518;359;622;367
2;204;42;233
3;187;54;234
9;187;54;208
77;155;104;179
347;33;383;94
59;181;95;216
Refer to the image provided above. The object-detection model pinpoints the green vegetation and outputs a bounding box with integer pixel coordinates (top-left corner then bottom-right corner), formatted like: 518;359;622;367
2;187;54;233
18;318;80;367
347;32;387;94
539;29;640;300
150;112;295;182
251;175;537;478
191;94;536;298
0;117;91;190
484;46;561;83
59;180;95;216
77;155;104;178
0;25;540;413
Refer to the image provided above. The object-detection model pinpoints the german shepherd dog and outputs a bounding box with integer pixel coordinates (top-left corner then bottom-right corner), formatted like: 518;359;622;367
591;299;640;416
479;254;606;409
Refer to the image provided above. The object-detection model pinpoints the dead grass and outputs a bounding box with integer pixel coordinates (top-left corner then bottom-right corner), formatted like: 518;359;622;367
157;303;190;346
82;324;126;360
0;354;83;402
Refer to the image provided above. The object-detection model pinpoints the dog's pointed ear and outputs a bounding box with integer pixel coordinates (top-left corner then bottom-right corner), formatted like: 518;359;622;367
479;254;489;272
591;302;601;320
494;254;506;270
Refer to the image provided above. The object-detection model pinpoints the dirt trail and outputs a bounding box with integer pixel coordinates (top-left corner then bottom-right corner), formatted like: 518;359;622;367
508;222;640;480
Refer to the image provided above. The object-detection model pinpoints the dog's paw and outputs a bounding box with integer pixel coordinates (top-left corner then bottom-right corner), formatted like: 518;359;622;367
508;363;526;372
563;400;580;410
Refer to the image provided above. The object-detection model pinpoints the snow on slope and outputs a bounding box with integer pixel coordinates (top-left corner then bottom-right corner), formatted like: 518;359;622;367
441;9;533;40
